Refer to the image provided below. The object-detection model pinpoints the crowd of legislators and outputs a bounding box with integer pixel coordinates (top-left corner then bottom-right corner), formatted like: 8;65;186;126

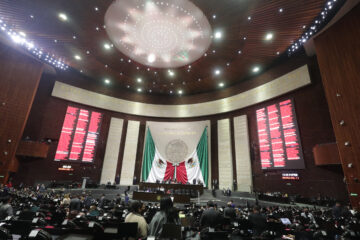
0;183;359;239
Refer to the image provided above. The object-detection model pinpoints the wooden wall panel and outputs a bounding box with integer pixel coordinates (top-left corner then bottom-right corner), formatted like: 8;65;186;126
0;43;43;183
13;55;348;201
314;4;360;208
313;143;341;166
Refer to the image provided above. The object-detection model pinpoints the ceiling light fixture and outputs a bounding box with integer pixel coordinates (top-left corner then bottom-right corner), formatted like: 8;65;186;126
104;43;111;50
214;31;222;39
58;13;68;21
265;32;274;41
219;82;224;87
147;54;156;63
74;55;81;60
178;90;183;94
104;79;111;84
252;66;260;73
279;8;283;13
214;69;221;75
168;70;175;77
137;78;142;83
137;88;142;92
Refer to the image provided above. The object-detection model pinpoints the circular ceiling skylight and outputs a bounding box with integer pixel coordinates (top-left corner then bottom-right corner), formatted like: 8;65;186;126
105;0;212;68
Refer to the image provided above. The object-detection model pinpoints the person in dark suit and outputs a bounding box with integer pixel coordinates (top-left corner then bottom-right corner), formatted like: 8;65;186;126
69;195;82;212
248;206;267;236
224;202;237;220
199;201;223;228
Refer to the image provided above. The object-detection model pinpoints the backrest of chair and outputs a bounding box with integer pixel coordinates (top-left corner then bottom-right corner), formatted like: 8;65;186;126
10;220;32;236
160;223;181;240
118;222;138;237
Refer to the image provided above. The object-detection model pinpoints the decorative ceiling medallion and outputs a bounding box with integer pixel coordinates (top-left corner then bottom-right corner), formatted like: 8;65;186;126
105;0;212;68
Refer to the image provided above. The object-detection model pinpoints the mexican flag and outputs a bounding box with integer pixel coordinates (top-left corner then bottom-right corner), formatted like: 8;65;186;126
141;127;208;187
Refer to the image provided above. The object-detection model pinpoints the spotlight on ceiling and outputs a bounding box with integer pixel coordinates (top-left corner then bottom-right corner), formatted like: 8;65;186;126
104;79;111;84
252;66;260;73
147;54;156;63
58;13;68;21
265;32;274;41
219;82;224;87
168;70;175;77
74;55;82;60
137;88;142;92
214;31;222;39
137;78;142;83
104;43;111;50
178;90;183;95
214;69;221;76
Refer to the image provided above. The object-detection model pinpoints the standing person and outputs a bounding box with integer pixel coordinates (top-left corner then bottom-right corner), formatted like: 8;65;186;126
149;196;174;237
248;206;267;237
125;201;148;239
199;201;223;228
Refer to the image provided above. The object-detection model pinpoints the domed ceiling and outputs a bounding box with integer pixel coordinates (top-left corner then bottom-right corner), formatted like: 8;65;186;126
0;0;343;98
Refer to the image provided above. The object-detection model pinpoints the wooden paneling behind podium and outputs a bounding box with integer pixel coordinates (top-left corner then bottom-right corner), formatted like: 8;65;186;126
0;42;43;183
314;4;360;208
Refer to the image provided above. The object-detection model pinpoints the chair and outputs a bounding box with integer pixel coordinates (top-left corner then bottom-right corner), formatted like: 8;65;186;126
9;220;33;237
160;223;182;240
118;222;138;239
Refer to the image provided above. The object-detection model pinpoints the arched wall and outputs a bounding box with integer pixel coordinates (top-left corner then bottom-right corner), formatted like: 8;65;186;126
14;55;348;200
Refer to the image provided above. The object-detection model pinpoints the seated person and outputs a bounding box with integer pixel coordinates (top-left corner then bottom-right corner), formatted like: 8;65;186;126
149;196;176;237
199;201;223;228
0;196;13;220
88;205;100;217
125;201;148;239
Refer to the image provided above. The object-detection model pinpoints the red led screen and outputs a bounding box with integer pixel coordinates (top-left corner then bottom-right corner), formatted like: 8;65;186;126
55;106;103;162
256;99;304;170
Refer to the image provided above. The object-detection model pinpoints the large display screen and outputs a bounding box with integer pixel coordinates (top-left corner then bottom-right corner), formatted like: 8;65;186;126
55;106;103;163
256;99;304;170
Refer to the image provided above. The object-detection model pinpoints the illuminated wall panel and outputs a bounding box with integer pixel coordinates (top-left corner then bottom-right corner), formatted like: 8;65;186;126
55;106;102;163
256;99;304;170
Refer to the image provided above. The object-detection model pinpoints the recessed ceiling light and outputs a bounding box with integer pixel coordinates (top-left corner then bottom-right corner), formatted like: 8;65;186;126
147;54;156;63
252;66;260;73
30;15;34;19
279;8;283;13
170;90;173;94
86;50;90;54
243;37;247;40
226;63;230;66
149;89;152;93
214;31;222;39
137;78;142;83
96;27;100;31
94;7;99;11
127;85;130;88
178;90;183;94
168;70;175;77
58;13;68;21
104;43;111;50
212;15;216;19
238;50;242;54
276;51;280;55
104;79;111;84
248;16;251;20
74;55;81;60
54;39;58;43
137;88;142;92
72;35;77;39
219;82;224;87
214;69;221;75
265;33;274;41
303;25;306;29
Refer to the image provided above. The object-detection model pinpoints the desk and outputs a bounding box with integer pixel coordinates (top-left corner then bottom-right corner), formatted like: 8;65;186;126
139;182;203;195
132;191;191;204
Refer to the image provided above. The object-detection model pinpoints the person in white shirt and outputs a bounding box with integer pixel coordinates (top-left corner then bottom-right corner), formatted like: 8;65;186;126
125;201;148;239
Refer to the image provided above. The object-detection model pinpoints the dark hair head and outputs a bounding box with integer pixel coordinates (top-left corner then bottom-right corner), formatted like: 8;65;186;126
207;201;215;208
130;201;142;213
160;196;173;212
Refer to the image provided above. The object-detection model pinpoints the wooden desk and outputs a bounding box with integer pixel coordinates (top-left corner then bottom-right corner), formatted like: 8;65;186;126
132;191;191;204
139;182;203;195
